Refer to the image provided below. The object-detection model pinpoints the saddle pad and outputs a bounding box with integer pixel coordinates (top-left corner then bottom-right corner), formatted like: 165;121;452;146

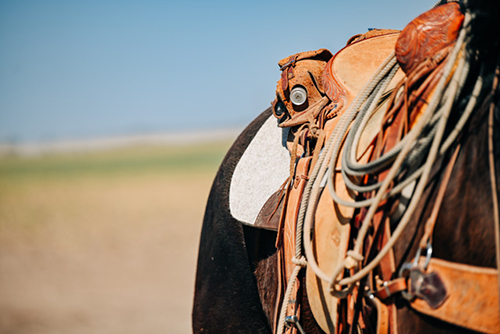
229;115;290;225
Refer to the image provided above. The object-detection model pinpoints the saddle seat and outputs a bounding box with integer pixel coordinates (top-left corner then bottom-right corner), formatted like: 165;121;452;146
322;30;401;118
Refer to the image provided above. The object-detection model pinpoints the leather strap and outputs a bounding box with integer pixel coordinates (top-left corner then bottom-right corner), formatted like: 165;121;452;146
282;157;312;280
276;157;312;334
410;257;500;333
373;296;390;334
375;278;407;300
419;145;460;249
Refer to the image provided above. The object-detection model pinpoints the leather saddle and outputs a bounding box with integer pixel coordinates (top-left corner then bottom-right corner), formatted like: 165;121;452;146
255;29;402;231
270;3;500;334
263;30;404;334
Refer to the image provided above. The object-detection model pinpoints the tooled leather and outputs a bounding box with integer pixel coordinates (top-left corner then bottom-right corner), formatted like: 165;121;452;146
410;258;500;334
274;49;333;128
370;4;464;153
287;159;311;329
276;157;312;334
395;2;464;75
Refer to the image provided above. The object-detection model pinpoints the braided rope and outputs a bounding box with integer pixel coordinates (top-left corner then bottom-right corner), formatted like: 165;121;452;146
276;259;306;334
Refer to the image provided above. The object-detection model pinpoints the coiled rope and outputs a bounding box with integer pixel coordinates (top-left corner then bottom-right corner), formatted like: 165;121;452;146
301;12;476;294
276;3;475;332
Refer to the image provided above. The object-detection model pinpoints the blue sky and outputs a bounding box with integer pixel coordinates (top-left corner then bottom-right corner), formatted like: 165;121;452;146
0;0;437;143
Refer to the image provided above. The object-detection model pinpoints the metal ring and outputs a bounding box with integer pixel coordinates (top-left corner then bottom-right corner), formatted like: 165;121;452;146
398;262;415;301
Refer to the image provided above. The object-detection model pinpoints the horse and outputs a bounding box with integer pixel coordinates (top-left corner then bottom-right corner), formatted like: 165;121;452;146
193;0;500;333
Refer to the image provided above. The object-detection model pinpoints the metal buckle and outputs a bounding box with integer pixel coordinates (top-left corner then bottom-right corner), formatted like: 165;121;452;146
399;242;433;300
398;242;447;308
285;315;306;334
413;242;433;270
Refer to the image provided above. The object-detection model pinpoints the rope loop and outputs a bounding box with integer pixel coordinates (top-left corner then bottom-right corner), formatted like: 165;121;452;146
328;259;356;298
345;251;364;269
346;250;364;262
299;11;474;295
292;256;307;267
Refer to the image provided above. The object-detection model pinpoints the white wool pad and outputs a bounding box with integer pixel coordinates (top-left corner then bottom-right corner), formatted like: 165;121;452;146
229;116;290;225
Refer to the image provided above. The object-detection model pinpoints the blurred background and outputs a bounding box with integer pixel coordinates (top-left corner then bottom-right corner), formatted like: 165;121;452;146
0;1;436;333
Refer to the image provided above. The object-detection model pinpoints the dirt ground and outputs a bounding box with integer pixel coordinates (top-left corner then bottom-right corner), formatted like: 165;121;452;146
0;170;215;334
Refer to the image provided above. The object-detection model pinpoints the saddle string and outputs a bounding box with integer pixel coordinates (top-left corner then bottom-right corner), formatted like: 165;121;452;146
487;65;500;322
301;12;473;293
289;124;308;176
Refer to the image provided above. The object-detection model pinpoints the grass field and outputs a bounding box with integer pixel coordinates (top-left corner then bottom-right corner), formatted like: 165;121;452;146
0;140;232;334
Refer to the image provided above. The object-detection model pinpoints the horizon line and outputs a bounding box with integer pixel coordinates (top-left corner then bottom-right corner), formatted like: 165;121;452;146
0;127;244;157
